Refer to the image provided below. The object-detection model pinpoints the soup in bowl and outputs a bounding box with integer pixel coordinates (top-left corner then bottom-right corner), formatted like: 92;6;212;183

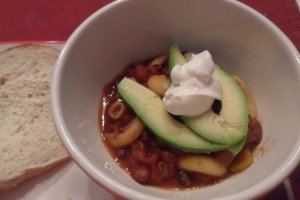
51;0;300;199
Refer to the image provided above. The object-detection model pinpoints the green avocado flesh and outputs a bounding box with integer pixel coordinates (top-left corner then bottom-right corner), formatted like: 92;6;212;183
169;45;249;145
117;78;230;153
168;43;187;71
228;138;246;156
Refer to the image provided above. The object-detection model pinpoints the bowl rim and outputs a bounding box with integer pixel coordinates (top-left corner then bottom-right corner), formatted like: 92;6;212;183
51;0;300;199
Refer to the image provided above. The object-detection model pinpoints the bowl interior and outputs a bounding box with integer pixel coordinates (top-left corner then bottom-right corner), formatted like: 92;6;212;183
53;0;300;199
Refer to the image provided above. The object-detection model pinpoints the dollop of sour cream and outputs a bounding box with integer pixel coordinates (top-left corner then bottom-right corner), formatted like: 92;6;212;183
162;50;221;117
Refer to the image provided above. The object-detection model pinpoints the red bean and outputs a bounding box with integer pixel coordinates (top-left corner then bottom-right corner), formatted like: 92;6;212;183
136;151;158;166
131;165;150;183
133;65;151;82
161;150;177;164
214;150;234;167
131;141;158;165
246;118;263;148
149;162;175;184
117;149;127;159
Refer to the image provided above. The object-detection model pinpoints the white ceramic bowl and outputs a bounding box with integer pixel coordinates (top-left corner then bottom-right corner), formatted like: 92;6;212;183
51;0;300;199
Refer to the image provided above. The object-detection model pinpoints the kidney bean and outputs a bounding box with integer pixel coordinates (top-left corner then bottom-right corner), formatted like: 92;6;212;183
133;65;152;82
161;150;177;164
117;149;127;159
136;151;158;166
131;141;158;165
246;118;263;148
149;162;175;184
131;165;150;183
214;150;234;167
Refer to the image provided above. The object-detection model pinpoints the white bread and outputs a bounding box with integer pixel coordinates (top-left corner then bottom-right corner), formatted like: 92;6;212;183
0;45;69;195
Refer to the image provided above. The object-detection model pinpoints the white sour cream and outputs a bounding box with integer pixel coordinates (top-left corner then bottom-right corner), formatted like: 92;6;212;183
162;50;221;117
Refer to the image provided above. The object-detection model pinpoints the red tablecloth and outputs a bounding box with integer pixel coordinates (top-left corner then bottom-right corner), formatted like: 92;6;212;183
0;0;299;50
0;0;299;199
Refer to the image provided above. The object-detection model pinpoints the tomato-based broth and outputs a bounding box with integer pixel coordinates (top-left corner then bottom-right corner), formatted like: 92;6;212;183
99;51;262;189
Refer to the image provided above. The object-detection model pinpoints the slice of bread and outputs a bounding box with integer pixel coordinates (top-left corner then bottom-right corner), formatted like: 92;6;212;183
0;45;69;195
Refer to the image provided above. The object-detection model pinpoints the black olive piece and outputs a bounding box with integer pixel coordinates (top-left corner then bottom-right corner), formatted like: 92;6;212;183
211;99;222;115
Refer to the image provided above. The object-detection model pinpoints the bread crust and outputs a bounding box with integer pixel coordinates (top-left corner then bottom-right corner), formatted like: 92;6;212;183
0;44;69;196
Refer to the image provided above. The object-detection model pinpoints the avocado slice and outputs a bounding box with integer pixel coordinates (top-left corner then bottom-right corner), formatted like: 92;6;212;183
117;78;230;153
228;138;246;156
183;51;246;155
168;43;186;71
169;45;249;145
184;52;193;61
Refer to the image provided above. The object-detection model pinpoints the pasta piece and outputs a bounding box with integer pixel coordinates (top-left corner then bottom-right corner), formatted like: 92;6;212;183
149;54;167;66
108;101;126;120
129;77;137;82
177;155;227;177
234;76;257;118
229;149;253;174
147;75;169;97
106;117;145;148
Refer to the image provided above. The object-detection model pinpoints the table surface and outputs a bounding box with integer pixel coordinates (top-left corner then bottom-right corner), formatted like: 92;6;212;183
0;0;299;200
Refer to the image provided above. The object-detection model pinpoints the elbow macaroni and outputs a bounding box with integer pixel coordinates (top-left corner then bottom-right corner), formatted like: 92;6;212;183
106;117;145;148
108;101;126;120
